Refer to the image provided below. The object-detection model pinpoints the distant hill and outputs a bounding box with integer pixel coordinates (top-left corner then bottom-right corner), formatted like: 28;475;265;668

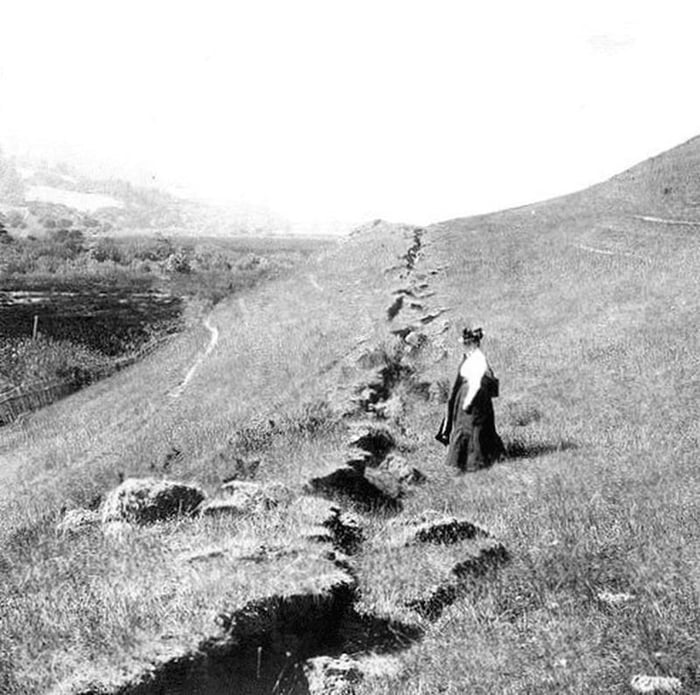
0;150;292;238
24;184;124;213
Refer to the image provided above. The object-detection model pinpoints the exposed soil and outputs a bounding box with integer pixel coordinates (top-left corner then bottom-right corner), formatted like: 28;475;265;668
169;314;219;397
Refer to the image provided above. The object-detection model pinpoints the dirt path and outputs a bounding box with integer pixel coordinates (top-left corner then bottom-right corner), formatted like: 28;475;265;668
169;314;219;398
308;273;324;291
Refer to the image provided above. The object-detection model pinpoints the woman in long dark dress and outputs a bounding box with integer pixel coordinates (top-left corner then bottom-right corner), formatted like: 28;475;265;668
436;326;504;472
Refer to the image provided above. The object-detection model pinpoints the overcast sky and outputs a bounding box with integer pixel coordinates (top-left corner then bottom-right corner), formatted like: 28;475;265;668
1;1;700;231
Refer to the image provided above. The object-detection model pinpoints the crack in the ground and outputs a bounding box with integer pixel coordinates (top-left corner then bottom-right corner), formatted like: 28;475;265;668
66;226;509;695
69;558;422;695
402;227;424;273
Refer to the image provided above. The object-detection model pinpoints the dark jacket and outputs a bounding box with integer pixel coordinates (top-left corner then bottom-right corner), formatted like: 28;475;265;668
436;358;499;446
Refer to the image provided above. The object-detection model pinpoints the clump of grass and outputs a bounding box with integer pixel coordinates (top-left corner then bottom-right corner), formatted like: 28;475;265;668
505;400;543;427
231;399;339;457
285;398;339;437
429;377;451;404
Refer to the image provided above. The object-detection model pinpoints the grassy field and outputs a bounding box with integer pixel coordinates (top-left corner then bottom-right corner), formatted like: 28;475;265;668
0;233;327;412
0;138;699;693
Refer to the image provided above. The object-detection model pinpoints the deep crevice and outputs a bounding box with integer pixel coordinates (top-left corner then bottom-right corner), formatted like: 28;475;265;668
386;294;404;320
402;228;424;272
93;589;422;695
307;467;403;514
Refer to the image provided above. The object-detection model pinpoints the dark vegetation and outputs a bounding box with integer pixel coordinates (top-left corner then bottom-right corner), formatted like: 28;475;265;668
0;232;323;394
0;150;329;399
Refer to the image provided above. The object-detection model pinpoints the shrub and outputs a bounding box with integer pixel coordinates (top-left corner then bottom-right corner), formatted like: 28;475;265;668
0;337;112;388
90;237;124;264
121;235;174;262
165;250;191;274
52;229;85;255
6;210;26;229
283;398;337;436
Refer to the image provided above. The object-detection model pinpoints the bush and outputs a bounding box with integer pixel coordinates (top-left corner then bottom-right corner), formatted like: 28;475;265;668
90;237;124;264
121;236;174;262
5;210;26;229
165;250;191;274
0;337;112;388
82;216;99;228
52;229;85;255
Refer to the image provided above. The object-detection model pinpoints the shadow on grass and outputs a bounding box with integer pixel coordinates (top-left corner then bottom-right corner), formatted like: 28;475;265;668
504;439;577;460
405;543;510;621
334;608;424;656
132;606;423;695
307;467;403;514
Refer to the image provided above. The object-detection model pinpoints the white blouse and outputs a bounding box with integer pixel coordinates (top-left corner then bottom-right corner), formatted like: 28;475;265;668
459;348;488;411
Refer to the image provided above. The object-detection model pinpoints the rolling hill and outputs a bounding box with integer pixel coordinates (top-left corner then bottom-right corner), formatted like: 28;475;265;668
1;154;292;238
0;137;698;694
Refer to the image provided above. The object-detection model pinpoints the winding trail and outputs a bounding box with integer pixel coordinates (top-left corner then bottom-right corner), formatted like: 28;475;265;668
308;273;324;291
169;314;219;398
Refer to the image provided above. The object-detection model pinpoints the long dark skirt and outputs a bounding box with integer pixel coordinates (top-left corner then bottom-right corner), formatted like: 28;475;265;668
444;381;504;472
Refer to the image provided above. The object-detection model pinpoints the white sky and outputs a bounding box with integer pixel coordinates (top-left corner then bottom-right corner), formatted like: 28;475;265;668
1;0;700;231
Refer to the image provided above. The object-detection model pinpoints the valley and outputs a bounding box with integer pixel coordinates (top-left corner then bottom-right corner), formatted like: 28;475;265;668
0;139;698;694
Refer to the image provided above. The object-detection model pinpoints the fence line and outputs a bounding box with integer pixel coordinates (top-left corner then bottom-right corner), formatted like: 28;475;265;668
0;335;170;426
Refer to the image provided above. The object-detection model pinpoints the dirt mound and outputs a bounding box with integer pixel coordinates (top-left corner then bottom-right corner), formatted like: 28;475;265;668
388;509;488;547
376;453;426;486
56;508;100;535
345;421;397;466
101;478;205;525
200;480;292;518
405;540;510;620
306;466;402;513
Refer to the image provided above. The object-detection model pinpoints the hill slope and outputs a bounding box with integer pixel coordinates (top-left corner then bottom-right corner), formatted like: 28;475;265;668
1;153;291;237
0;139;699;693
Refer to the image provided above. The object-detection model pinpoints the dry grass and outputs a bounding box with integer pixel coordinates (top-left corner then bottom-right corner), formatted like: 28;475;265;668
2;509;346;693
0;223;411;693
0;148;699;693
350;182;700;692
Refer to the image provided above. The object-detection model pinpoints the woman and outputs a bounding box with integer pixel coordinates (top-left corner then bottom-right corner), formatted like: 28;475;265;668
436;326;505;471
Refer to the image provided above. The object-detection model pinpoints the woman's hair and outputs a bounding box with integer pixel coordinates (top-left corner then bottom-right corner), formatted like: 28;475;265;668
462;326;484;344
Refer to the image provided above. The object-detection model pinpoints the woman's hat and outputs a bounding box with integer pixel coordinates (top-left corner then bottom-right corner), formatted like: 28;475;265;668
461;325;484;342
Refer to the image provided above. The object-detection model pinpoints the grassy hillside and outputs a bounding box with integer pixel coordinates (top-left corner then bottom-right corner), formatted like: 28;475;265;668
0;138;699;693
